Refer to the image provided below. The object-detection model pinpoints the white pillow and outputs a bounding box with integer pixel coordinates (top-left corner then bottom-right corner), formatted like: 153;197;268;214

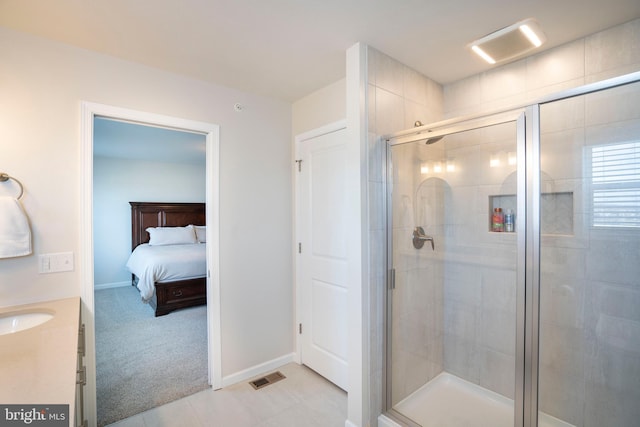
146;226;197;246
193;225;206;243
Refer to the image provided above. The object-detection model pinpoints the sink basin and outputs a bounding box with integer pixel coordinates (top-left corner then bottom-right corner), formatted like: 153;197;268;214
0;310;54;335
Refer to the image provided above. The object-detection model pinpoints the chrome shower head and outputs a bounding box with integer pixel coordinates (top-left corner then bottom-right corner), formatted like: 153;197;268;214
413;121;444;144
424;135;444;145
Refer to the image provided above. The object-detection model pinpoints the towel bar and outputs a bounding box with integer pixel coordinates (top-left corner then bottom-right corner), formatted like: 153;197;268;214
0;172;24;199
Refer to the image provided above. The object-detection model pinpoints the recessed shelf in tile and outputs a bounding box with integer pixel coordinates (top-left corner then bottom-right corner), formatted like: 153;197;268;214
488;192;574;235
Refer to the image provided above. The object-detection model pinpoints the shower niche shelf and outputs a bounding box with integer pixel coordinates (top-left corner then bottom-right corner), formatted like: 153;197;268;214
489;192;574;235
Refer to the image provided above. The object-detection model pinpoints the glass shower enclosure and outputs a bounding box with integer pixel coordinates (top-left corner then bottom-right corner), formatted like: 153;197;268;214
384;74;640;427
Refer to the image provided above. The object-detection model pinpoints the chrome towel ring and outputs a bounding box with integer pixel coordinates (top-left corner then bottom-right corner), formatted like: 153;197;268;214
0;172;24;199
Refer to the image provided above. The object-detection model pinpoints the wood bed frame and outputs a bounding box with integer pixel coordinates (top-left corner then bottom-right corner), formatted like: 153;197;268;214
130;201;207;316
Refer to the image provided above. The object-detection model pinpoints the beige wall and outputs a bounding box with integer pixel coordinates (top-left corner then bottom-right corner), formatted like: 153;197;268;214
292;78;346;136
0;26;293;383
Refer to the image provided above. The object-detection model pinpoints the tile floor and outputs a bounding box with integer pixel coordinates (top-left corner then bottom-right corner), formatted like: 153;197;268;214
106;363;347;427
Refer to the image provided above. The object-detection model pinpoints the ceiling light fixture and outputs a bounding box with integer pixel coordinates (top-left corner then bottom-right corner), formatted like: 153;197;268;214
468;18;546;65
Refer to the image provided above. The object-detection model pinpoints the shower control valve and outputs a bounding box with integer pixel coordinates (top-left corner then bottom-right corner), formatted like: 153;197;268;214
412;226;435;250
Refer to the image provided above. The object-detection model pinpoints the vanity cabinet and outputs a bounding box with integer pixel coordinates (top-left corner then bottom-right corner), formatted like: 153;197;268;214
76;323;87;427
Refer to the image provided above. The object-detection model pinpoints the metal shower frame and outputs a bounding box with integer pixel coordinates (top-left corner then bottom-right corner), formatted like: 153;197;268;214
382;71;640;427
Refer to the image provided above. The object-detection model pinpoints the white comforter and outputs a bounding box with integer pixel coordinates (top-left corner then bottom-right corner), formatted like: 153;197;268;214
126;243;206;301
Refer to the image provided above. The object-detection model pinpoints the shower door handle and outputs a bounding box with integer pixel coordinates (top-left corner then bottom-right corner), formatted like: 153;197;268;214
412;227;435;250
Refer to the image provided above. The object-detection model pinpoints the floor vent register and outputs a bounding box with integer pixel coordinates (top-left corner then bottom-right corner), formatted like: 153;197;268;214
249;371;286;390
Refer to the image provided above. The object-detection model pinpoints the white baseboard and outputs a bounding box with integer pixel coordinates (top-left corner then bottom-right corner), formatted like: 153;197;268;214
221;353;295;388
345;420;359;427
94;281;130;290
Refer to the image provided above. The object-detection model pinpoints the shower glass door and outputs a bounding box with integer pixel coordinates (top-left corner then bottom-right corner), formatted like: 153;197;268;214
537;79;640;427
387;113;525;426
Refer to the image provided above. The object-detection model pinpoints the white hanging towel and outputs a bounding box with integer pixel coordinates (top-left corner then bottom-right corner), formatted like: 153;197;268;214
0;196;32;258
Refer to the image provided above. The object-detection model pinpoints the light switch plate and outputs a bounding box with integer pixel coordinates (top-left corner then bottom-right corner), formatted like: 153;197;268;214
38;252;74;274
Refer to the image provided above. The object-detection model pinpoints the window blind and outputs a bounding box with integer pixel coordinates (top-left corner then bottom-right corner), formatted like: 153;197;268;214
591;141;640;228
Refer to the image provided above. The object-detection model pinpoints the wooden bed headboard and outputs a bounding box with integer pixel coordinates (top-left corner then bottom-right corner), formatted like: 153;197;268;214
130;202;206;250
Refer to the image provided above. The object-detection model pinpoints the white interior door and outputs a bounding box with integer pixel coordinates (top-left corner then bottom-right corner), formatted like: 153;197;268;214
296;124;348;391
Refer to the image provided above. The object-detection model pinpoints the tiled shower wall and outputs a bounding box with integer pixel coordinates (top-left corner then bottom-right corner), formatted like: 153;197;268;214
443;19;640;119
441;17;640;426
370;17;640;425
366;47;444;424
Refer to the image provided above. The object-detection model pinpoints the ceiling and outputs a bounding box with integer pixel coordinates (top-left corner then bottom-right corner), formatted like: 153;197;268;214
93;117;206;165
1;0;640;102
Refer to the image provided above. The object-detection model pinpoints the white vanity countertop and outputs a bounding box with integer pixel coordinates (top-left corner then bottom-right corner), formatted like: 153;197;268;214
0;297;80;410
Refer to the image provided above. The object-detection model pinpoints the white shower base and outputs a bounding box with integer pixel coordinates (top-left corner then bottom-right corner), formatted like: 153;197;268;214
381;373;574;427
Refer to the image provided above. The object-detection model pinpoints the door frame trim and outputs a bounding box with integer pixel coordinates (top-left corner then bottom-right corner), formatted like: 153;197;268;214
80;101;222;426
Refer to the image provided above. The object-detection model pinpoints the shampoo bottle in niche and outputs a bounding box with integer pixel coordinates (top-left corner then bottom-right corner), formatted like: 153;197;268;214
505;209;515;232
492;208;504;232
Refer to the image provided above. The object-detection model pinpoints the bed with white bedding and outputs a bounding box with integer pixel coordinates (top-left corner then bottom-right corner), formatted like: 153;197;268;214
127;202;207;316
126;242;206;302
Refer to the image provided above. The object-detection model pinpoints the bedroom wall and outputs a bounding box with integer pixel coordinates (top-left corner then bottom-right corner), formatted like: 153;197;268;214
93;156;206;288
0;25;292;383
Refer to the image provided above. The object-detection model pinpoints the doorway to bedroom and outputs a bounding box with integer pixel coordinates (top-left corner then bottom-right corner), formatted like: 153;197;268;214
80;102;221;427
93;118;207;426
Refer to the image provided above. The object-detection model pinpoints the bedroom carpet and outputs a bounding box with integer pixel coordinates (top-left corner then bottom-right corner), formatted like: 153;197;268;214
95;286;209;427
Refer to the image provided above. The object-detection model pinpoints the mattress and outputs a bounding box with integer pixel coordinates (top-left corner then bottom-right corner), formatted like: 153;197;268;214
126;243;206;301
